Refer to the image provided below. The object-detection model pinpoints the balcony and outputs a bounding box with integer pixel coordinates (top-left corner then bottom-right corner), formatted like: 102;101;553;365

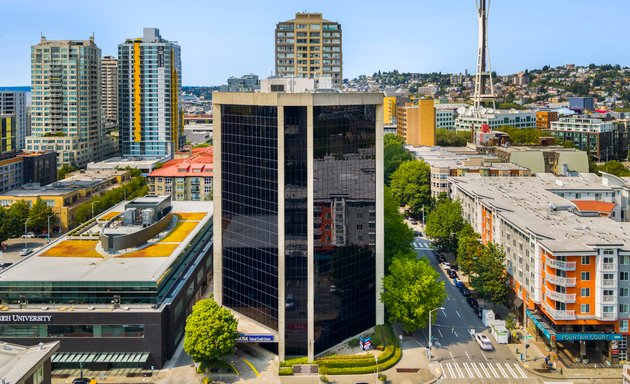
543;301;576;320
602;279;616;287
546;275;576;287
602;296;616;303
546;259;576;271
600;312;616;320
546;290;576;303
602;263;616;271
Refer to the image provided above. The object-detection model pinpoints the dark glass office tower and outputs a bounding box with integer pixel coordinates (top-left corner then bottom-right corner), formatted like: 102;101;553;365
214;93;384;361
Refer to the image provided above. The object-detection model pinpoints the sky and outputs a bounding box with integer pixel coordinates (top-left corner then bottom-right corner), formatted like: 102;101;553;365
0;0;628;86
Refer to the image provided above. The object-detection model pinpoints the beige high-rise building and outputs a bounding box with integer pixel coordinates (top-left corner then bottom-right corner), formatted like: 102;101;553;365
101;56;118;124
27;36;104;168
275;12;342;87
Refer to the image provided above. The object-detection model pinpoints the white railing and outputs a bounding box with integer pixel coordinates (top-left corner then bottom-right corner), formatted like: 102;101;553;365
546;275;577;287
602;296;616;303
543;301;576;320
600;312;616;320
547;290;576;303
546;259;576;271
602;263;616;271
602;279;616;287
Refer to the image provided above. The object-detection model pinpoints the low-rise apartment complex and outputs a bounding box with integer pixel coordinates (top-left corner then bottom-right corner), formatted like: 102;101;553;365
450;173;630;363
548;116;627;161
147;146;213;201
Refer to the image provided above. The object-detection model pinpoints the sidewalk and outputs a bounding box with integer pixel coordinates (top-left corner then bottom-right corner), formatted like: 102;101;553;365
505;331;622;381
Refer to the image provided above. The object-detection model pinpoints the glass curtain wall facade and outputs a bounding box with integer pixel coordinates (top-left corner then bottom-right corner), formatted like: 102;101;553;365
221;105;279;331
312;105;377;353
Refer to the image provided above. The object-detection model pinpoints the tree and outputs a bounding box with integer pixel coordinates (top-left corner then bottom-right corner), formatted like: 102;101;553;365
389;160;431;217
381;257;446;332
57;164;77;180
384;188;415;270
384;134;413;185
28;198;54;233
4;201;31;238
184;297;239;367
456;223;482;276
436;129;469;147
470;243;509;307
596;160;630;177
425;199;464;253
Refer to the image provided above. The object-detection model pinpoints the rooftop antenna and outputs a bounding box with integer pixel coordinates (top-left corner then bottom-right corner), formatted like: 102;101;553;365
472;0;496;110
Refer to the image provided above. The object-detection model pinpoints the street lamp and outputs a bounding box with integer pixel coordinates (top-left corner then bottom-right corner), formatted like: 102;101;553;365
428;307;445;360
23;218;30;249
421;206;425;227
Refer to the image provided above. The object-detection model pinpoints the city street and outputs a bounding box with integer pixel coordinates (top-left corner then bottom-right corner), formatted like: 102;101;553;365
413;236;542;383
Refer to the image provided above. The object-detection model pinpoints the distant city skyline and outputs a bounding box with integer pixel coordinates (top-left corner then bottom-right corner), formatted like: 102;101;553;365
0;0;629;86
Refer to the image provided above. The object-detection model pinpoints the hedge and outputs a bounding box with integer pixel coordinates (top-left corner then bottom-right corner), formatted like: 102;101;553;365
319;346;402;375
278;367;293;376
280;357;309;367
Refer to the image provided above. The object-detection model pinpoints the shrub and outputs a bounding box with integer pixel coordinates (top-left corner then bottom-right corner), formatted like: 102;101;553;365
278;367;293;376
280;357;309;367
378;372;387;382
320;374;329;383
347;337;360;347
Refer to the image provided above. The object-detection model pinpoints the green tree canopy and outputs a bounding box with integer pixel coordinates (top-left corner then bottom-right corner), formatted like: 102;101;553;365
384;187;415;270
436;129;469;147
384;134;413;185
389;160;431;217
4;201;31;238
381;257;446;332
57;164;77;180
470;243;509;307
28;198;54;233
425;198;464;252
456;222;482;276
496;126;543;145
596;160;630;177
184;297;239;366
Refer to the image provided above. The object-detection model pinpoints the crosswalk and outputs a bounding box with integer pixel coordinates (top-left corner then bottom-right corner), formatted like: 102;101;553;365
413;239;431;249
440;362;528;379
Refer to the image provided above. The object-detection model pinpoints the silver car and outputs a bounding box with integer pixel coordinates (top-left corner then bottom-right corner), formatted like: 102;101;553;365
475;333;494;351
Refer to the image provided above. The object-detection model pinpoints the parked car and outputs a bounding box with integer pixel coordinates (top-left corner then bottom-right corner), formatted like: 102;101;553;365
460;286;471;297
414;230;422;237
447;269;458;279
466;297;479;308
473;306;482;318
36;233;48;238
475;334;494;351
19;248;32;256
285;293;295;310
410;219;418;225
21;232;35;239
450;262;459;271
453;278;464;289
437;255;446;263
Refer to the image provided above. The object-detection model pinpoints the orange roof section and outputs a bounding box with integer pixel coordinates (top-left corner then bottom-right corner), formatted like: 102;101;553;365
148;146;213;177
571;200;616;214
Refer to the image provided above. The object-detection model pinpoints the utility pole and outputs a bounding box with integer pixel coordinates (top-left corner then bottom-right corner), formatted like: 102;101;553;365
428;307;445;360
523;293;528;362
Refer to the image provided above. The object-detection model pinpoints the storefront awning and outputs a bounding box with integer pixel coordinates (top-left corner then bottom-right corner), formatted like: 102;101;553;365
53;352;150;364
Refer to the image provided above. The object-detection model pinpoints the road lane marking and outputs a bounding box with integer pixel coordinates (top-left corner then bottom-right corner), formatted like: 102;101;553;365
441;309;447;317
453;363;464;378
513;363;527;378
446;363;456;378
447;297;450;301
481;351;489;361
437;328;443;337
496;363;508;378
485;363;499;378
478;362;489;377
505;363;517;378
463;362;473;378
449;351;455;361
456;310;462;318
465;351;472;361
471;362;482;378
439;363;445;378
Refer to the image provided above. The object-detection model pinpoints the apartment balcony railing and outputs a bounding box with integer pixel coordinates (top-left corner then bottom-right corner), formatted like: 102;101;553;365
602;296;616;303
546;259;576;271
602;264;616;271
546;290;576;303
543;301;576;320
600;312;616;320
546;275;577;287
602;279;616;287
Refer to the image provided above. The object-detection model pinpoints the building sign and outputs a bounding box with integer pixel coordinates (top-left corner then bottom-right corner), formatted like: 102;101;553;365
555;333;622;341
237;334;275;343
157;46;164;68
0;315;52;322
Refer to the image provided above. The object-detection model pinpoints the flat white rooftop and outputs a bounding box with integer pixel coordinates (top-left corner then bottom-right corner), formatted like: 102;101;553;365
0;200;212;283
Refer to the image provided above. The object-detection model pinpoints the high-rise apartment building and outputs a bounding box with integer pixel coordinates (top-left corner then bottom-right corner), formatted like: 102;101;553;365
27;36;103;168
0;92;27;151
213;92;384;361
397;99;436;146
101;56;118;124
275;13;343;87
118;28;183;160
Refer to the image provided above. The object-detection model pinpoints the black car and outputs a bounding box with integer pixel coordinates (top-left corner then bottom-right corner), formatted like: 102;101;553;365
438;255;446;263
466;297;479;308
460;287;471;297
450;262;459;271
473;306;482;318
447;269;458;279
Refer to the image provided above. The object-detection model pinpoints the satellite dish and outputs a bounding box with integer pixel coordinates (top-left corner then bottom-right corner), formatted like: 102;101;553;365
457;107;466;115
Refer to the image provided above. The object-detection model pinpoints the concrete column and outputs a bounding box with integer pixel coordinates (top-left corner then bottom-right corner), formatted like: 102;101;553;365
375;103;385;325
212;102;223;305
307;105;315;362
277;106;286;362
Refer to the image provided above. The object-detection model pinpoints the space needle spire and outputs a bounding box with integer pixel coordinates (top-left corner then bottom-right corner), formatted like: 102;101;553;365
472;0;496;109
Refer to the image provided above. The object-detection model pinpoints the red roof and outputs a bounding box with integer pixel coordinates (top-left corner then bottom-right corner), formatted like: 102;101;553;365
571;200;616;214
148;147;213;177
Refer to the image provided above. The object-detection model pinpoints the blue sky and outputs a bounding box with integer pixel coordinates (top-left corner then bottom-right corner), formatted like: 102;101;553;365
0;0;628;86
